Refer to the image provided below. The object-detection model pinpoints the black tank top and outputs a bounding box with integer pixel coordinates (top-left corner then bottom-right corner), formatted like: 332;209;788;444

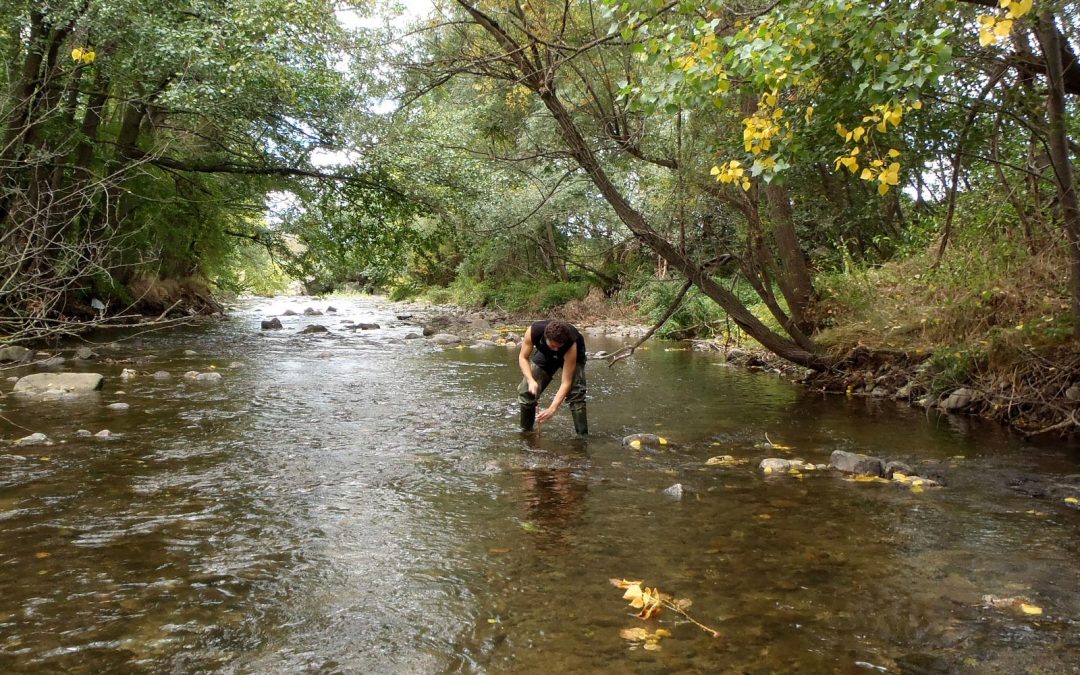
530;321;586;375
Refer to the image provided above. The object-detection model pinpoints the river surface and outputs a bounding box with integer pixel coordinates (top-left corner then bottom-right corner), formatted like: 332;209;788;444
0;296;1078;674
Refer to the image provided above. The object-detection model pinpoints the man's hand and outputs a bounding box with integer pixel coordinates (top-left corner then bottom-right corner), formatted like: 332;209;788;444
536;405;557;424
527;378;540;396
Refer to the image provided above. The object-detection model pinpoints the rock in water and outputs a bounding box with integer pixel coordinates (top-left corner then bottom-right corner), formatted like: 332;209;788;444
662;483;684;500
106;402;130;411
0;346;33;363
195;372;222;382
429;333;462;345
15;433;49;446
261;317;283;330
299;324;329;335
13;373;104;393
830;450;885;477
759;458;792;473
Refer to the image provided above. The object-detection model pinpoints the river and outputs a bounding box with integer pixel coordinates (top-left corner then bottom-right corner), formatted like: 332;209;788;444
1;296;1078;673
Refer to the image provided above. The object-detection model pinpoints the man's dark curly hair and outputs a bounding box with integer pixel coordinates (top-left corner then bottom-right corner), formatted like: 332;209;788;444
544;320;573;345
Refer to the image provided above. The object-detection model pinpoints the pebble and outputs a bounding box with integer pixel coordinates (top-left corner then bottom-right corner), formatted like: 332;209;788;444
15;433;49;446
106;402;130;411
153;371;171;380
94;430;112;439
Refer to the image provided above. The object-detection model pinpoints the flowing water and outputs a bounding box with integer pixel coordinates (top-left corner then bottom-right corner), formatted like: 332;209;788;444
0;297;1078;674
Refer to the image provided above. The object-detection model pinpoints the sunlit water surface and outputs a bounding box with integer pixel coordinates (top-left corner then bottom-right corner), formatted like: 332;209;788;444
0;297;1078;673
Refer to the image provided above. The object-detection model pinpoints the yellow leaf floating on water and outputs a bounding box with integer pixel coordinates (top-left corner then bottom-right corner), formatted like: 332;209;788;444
620;626;672;650
658;437;668;445
1020;603;1043;615
630;439;642;449
844;475;890;483
1065;496;1079;504
706;455;746;466
612;578;721;638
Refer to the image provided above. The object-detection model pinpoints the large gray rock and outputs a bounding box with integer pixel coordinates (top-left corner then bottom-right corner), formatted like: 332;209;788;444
195;372;222;382
830;450;885;477
13;373;104;393
430;333;462;345
303;307;323;316
261;318;283;330
354;323;380;330
38;356;65;368
298;324;329;335
940;388;974;412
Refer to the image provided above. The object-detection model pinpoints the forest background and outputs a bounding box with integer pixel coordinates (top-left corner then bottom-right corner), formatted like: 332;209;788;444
2;0;1079;431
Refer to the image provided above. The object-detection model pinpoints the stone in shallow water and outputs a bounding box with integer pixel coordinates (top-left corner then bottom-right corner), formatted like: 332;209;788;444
662;483;684;500
830;450;885;477
13;373;104;393
106;402;130;411
153;371;171;380
298;324;328;335
95;430;112;438
261;317;283;330
194;372;222;382
15;433;49;446
75;430;92;437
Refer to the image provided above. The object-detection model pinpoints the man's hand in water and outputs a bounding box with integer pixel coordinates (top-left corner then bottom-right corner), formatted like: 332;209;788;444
536;406;557;424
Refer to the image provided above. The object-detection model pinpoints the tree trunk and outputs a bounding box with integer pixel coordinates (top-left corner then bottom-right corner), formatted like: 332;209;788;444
764;183;814;333
539;88;824;368
1037;11;1080;338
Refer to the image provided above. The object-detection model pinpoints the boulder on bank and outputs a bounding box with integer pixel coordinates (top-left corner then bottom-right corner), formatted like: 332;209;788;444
940;388;975;412
262;318;283;330
13;373;104;394
830;450;885;477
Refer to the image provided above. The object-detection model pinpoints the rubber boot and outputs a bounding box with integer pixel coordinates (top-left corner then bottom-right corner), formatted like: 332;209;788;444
571;408;589;436
520;405;536;432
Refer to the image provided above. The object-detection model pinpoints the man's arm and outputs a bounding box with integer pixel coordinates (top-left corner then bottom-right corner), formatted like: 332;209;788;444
537;343;577;423
518;327;539;395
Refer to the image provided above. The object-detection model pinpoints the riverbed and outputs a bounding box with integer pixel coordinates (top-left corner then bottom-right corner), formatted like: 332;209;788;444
1;296;1078;673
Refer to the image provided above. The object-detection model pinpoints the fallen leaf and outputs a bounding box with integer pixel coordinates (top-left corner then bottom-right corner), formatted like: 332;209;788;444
520;521;540;533
488;547;511;555
619;627;651;641
630;439;642;449
34;551;50;559
844;475;890;483
610;578;643;589
1065;496;1079;504
1020;603;1043;615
